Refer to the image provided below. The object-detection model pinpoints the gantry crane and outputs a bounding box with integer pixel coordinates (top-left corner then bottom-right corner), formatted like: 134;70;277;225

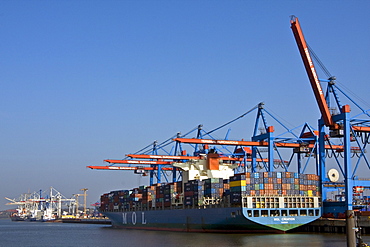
73;188;88;216
89;101;348;188
290;16;370;211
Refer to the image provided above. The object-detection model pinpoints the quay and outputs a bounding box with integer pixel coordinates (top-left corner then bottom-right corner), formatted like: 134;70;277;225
61;217;111;225
293;211;370;234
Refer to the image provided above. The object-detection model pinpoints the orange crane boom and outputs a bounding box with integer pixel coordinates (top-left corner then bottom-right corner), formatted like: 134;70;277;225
290;16;335;128
126;154;200;160
352;126;370;133
87;166;173;170
104;159;173;165
174;138;343;150
126;154;242;161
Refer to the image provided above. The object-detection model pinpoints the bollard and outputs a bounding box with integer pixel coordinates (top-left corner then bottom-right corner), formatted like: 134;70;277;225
346;210;356;247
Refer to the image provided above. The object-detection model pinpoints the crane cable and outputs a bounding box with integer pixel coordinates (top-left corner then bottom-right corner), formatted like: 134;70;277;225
308;44;332;78
309;44;370;110
204;104;259;136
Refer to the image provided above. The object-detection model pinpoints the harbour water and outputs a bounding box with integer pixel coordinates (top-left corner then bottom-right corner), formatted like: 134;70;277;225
0;219;369;247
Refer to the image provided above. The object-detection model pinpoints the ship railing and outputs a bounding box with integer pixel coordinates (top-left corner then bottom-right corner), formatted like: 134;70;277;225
203;197;222;206
241;195;322;209
171;196;184;207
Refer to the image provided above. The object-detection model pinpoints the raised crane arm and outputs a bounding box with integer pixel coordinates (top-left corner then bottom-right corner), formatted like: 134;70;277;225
290;16;335;128
174;137;343;150
87;166;173;171
104;159;173;165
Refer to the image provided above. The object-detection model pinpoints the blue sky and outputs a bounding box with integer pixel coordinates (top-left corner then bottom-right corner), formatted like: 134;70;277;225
1;1;370;209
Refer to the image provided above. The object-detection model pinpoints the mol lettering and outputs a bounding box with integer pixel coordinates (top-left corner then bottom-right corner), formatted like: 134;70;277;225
142;212;147;224
122;213;127;224
132;212;137;225
122;212;146;225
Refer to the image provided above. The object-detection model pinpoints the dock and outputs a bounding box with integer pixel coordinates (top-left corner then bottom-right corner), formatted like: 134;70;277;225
293;211;370;234
61;217;111;225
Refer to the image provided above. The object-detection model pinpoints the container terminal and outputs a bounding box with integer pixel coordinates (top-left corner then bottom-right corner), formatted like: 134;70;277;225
5;187;110;224
88;16;370;239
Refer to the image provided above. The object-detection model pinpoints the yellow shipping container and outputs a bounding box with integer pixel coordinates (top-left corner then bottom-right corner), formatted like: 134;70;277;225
230;180;246;187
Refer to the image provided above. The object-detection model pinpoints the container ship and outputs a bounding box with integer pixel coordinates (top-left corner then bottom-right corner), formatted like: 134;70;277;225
99;153;321;233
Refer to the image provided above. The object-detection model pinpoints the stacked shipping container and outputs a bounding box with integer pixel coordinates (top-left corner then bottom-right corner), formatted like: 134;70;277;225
100;172;320;211
184;180;204;206
230;172;319;200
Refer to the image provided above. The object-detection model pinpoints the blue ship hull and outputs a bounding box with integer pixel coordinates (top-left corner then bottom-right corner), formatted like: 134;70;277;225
102;206;320;233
